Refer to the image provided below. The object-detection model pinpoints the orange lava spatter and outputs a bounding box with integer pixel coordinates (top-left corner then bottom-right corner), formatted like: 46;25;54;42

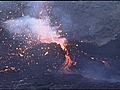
59;43;73;74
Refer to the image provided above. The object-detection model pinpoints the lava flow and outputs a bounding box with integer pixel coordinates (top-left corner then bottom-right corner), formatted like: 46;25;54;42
58;43;73;74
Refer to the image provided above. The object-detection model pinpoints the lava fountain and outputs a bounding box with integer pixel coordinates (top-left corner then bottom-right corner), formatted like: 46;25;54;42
3;15;74;74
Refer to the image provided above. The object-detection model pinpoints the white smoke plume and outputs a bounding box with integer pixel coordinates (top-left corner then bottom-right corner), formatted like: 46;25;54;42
3;1;67;45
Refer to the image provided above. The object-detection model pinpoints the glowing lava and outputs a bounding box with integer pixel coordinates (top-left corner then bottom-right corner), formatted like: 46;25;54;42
59;43;73;74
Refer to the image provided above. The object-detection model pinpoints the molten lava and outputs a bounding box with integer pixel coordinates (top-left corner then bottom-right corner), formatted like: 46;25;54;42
59;43;73;74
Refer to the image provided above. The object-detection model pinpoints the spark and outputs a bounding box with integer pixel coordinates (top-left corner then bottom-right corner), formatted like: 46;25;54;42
5;66;9;68
91;57;94;60
73;62;77;65
10;67;16;71
2;41;4;43
31;54;34;56
19;53;24;57
44;51;49;56
55;21;58;24
9;11;12;14
0;28;2;31
80;40;83;42
36;62;39;64
6;16;9;18
75;44;79;47
47;68;51;72
28;62;30;66
58;30;62;33
39;11;43;14
9;44;12;47
53;65;57;69
101;60;110;68
4;69;9;72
